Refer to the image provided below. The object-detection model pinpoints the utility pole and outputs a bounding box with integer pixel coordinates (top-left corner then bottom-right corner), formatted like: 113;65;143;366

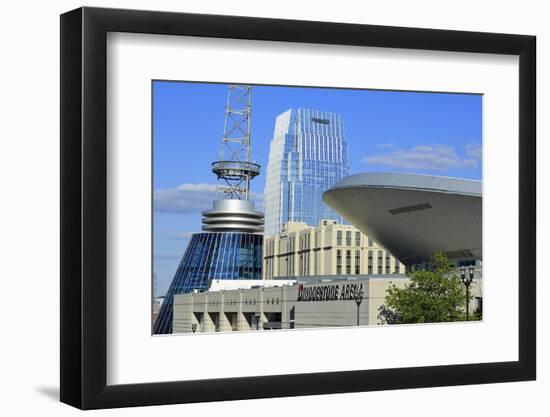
460;266;475;321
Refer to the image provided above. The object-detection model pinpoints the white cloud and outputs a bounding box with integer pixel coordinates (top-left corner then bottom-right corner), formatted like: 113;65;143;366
154;183;217;214
154;182;263;214
363;144;480;173
153;253;183;261
466;143;482;159
155;231;195;240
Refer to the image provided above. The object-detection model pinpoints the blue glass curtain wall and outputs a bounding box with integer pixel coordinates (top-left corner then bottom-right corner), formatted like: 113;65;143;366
263;109;349;235
153;232;263;334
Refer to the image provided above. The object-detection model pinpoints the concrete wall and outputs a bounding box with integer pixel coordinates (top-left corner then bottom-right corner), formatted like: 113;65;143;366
173;274;483;333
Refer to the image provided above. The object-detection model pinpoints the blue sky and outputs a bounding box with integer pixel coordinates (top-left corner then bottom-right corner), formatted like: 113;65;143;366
153;81;482;296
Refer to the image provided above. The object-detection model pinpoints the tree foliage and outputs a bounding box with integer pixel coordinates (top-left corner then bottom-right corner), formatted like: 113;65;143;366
378;252;471;324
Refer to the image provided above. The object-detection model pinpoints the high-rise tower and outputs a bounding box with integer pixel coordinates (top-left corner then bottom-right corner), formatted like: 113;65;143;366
263;109;349;236
153;85;264;334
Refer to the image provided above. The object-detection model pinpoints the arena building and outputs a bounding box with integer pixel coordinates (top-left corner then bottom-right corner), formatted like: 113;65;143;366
172;274;482;333
171;172;484;334
323;173;482;268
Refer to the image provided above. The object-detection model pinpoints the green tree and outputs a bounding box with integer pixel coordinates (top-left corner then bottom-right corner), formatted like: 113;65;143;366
378;252;471;324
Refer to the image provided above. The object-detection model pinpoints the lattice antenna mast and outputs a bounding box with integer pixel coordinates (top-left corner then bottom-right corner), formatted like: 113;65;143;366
212;85;260;200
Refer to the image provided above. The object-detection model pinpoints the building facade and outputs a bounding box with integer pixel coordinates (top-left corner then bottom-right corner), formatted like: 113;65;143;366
153;231;263;334
263;109;350;236
323;173;482;267
263;219;406;280
172;275;483;333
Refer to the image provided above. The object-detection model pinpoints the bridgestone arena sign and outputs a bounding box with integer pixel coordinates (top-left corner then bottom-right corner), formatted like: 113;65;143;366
296;283;364;302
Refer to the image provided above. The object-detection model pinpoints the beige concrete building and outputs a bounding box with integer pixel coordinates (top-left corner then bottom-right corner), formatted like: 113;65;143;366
172;274;482;333
263;220;406;280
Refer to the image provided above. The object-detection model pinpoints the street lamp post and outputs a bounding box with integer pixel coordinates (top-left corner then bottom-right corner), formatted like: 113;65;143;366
255;312;261;331
354;287;364;326
460;266;475;321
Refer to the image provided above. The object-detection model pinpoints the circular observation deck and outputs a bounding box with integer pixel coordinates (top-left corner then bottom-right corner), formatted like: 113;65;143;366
211;160;260;180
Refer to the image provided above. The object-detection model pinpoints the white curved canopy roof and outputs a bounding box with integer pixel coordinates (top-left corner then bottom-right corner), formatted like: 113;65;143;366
323;173;482;266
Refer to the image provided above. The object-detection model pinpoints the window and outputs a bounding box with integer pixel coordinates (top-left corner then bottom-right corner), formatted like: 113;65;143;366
475;297;483;315
385;253;391;274
458;259;476;267
346;250;351;274
314;251;318;275
336;249;342;274
389;202;432;215
368;250;373;274
368;237;373;247
394;257;400;273
312;117;330;124
355;232;361;246
336;231;342;246
355;250;360;274
346;231;352;246
377;250;383;274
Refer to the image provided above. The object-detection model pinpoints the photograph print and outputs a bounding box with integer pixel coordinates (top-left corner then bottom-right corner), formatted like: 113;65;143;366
152;81;482;335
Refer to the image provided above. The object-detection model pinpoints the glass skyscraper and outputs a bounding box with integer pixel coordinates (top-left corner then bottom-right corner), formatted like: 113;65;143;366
263;109;350;236
153;231;263;334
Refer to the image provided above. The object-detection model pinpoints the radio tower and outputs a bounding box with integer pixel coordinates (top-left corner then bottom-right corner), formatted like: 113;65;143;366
202;85;263;233
153;85;264;334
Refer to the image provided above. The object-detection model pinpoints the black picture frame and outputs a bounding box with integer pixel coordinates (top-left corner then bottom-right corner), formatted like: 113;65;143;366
60;6;536;410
